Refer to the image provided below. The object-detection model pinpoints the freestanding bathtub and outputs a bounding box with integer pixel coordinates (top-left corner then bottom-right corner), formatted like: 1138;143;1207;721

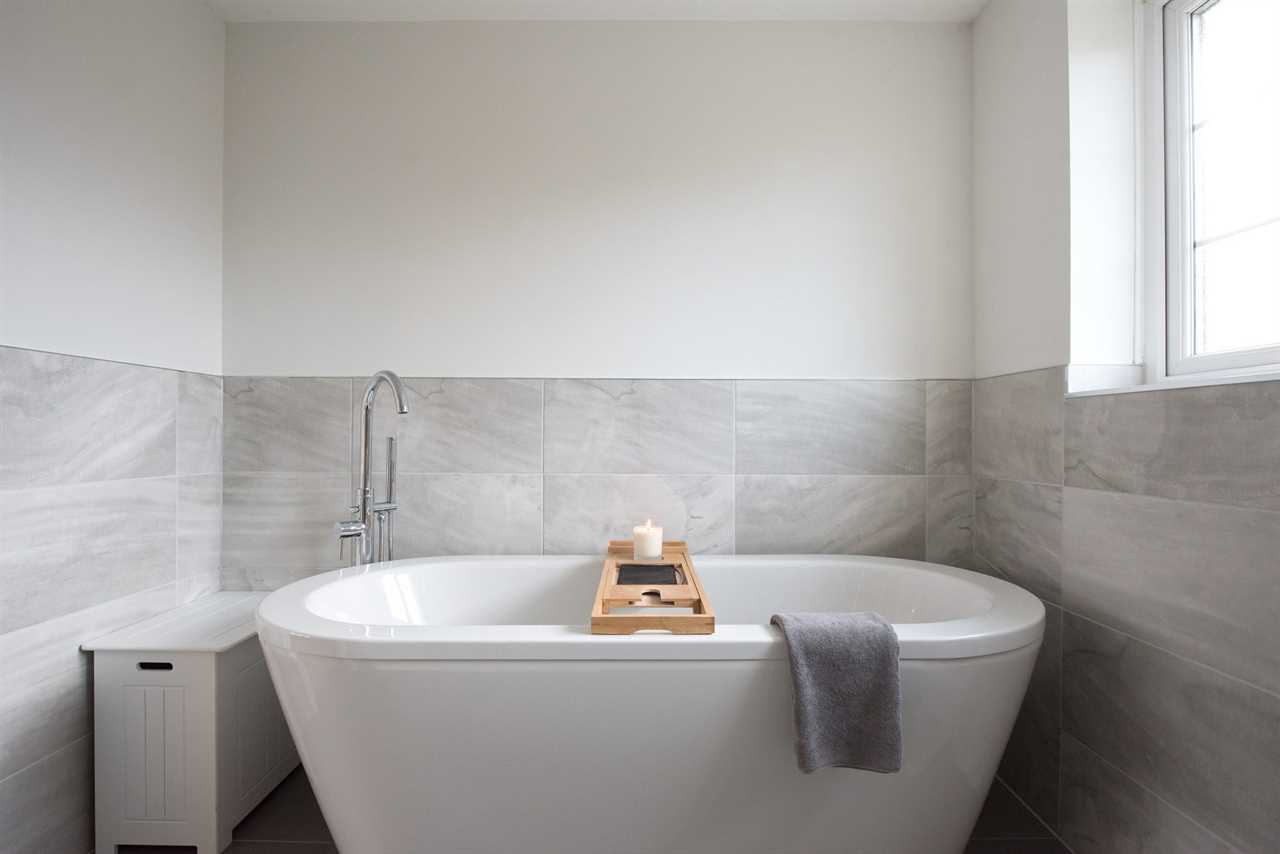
257;555;1043;854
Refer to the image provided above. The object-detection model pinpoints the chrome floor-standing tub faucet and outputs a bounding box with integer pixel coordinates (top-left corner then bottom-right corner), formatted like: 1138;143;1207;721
338;370;410;565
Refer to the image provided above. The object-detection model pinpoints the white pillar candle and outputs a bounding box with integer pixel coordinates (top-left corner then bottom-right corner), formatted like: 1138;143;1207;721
632;519;663;561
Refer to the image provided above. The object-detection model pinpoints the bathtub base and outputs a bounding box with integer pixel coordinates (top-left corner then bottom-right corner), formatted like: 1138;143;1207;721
263;643;1038;854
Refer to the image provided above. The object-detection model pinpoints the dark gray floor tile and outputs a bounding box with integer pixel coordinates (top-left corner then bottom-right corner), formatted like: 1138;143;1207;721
970;779;1056;840
119;846;338;853
228;843;339;854
234;768;333;843
964;840;1071;854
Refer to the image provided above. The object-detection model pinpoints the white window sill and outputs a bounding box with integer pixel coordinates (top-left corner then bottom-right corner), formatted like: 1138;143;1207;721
1067;364;1280;398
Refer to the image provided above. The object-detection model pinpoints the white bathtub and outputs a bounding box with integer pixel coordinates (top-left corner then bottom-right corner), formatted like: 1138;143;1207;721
257;555;1043;854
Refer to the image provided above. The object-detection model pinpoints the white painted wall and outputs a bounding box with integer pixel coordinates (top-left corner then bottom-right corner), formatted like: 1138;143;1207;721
224;22;972;378
0;0;224;374
1068;0;1137;369
972;0;1071;378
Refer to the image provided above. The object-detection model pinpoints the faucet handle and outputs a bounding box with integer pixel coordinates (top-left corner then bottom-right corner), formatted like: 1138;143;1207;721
336;519;365;538
336;519;365;563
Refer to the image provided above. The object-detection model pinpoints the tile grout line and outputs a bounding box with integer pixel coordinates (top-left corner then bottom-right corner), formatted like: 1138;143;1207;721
0;577;181;646
175;371;183;599
0;733;90;788
730;380;737;554
0;341;221;377
969;379;977;569
0;472;184;495
972;474;1066;491
1060;607;1280;702
540;379;546;556
1059;478;1280;517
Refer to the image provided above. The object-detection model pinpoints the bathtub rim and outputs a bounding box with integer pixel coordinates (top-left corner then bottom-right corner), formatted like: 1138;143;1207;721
256;555;1045;661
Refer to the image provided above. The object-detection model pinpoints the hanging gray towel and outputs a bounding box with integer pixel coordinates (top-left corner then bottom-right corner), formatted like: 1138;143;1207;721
770;612;902;774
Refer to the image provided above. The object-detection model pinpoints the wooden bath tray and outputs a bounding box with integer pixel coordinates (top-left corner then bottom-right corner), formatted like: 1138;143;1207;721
591;540;715;635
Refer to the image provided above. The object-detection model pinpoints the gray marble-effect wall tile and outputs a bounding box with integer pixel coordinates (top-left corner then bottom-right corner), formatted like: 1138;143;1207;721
1063;613;1280;852
219;565;329;592
178;474;222;594
1062;487;1280;695
544;380;732;474
1065;380;1280;510
0;477;176;634
926;380;972;475
221;473;349;589
352;378;542;476
998;602;1061;828
544;475;733;555
973;367;1064;485
974;478;1062;603
223;377;350;473
736;380;925;475
0;584;176;781
926;475;973;568
395;474;542;556
1059;734;1237;854
735;476;926;557
177;371;223;476
0;346;176;489
0;736;91;854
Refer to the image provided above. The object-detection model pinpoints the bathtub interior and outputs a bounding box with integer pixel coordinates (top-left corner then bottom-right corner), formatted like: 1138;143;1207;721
303;556;995;629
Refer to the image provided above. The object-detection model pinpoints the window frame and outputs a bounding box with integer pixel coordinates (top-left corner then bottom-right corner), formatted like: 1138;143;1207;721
1162;0;1280;378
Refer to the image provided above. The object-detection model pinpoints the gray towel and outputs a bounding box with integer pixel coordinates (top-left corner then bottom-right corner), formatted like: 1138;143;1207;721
770;612;902;774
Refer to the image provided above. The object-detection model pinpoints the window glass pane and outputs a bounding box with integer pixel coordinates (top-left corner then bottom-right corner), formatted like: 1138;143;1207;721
1189;0;1280;355
1195;220;1280;354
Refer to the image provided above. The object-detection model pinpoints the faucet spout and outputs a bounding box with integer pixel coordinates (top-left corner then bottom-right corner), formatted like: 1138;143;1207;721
364;369;410;415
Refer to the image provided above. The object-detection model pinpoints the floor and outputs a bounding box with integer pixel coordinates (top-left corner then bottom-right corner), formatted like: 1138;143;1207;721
124;767;1068;853
964;779;1072;854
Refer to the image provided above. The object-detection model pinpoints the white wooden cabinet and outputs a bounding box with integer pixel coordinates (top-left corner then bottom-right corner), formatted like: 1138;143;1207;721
85;593;299;854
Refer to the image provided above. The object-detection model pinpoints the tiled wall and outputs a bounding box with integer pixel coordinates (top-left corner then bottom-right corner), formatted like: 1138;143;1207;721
220;377;975;589
0;345;222;854
973;366;1280;853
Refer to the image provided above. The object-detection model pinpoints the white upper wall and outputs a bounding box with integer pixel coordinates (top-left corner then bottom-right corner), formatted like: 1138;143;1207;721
209;0;987;23
0;0;225;374
223;21;972;378
972;0;1071;378
1068;0;1137;368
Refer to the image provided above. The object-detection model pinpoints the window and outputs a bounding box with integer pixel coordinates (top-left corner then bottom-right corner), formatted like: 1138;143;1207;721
1164;0;1280;377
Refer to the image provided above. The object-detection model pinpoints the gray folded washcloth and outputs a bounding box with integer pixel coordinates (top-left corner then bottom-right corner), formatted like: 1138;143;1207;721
770;612;902;774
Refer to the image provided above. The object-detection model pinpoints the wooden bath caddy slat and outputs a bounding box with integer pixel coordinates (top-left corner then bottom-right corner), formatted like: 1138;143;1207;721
591;540;715;635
